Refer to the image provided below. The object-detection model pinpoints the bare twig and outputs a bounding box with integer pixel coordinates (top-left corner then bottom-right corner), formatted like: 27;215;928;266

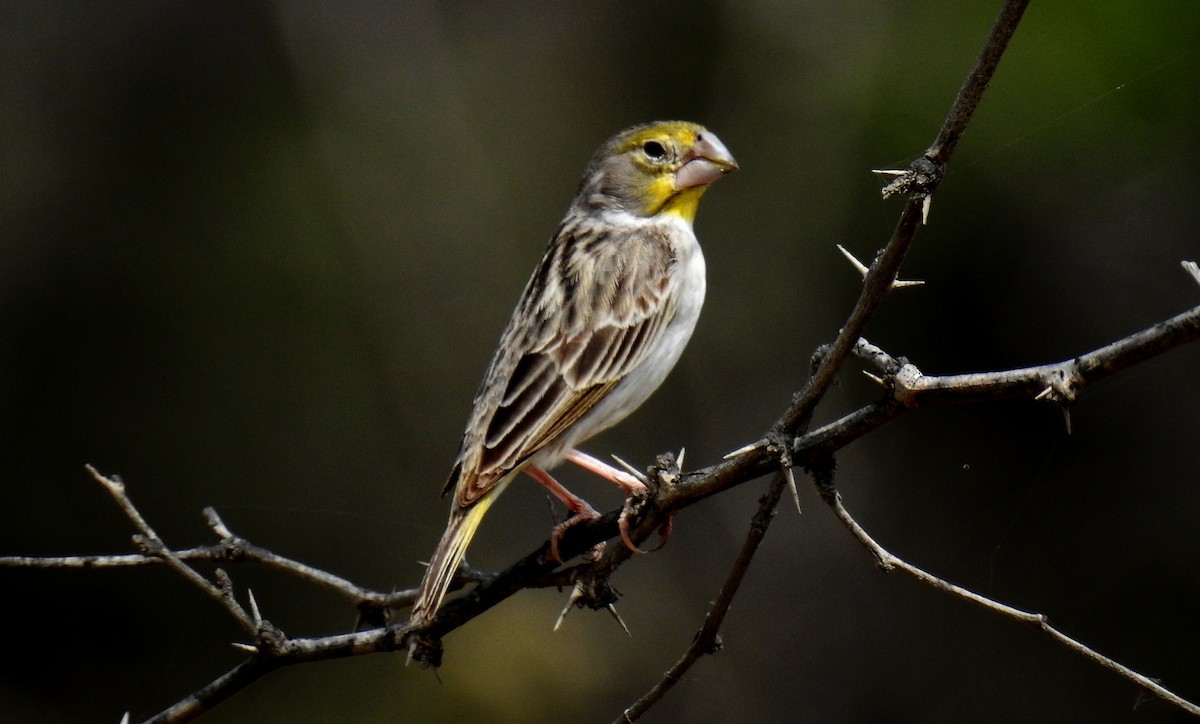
199;507;420;609
891;298;1200;408
926;1;1029;165
618;467;792;723
775;0;1029;440
814;473;1200;717
0;549;221;569
85;465;256;637
0;507;419;610
662;302;1200;511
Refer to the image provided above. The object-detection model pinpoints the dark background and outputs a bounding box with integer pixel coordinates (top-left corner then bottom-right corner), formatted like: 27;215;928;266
3;2;1199;722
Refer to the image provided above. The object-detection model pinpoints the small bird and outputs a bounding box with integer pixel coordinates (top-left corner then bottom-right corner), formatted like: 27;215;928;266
410;121;737;627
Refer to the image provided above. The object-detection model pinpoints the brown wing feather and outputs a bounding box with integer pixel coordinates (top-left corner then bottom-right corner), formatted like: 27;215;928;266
447;220;677;507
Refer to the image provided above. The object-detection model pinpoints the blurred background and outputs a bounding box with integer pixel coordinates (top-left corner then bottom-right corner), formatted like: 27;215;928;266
2;1;1199;722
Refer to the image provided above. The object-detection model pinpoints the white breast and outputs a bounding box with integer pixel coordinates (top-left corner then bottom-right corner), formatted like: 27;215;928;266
533;215;706;467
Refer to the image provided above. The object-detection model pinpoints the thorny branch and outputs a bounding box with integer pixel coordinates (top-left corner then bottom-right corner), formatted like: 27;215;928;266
777;0;1029;437
6;0;1200;721
618;466;793;724
813;472;1200;717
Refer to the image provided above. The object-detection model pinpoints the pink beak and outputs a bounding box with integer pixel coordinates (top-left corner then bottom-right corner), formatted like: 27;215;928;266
674;131;738;190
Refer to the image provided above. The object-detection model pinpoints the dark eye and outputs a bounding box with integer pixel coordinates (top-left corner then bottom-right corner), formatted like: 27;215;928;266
642;140;666;159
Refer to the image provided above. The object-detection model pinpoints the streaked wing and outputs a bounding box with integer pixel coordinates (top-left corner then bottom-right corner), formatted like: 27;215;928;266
447;220;677;506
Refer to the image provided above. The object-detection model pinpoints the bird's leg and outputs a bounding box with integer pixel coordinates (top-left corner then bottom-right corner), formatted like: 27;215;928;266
564;449;649;554
563;449;646;494
523;464;603;564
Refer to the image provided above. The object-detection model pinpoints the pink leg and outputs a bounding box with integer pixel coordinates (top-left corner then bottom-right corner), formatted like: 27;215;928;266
524;464;599;518
563;449;647;494
523;464;601;563
564;449;650;554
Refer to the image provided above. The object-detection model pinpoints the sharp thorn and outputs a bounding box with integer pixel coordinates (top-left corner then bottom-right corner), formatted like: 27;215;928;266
1182;260;1200;286
723;440;765;460
554;582;584;632
862;371;885;386
837;244;869;277
783;465;801;515
610;454;649;484
553;601;571;632
247;589;262;626
607;604;632;637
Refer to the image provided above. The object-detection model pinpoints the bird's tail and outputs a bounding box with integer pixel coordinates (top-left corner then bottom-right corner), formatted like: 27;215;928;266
410;475;514;626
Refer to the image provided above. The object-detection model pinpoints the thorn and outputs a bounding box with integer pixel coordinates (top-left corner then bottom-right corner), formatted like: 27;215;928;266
838;244;923;290
1182;260;1200;286
675;447;686;470
782;465;801;515
921;194;932;224
610;454;650;484
1034;386;1053;401
838;244;870;278
247;589;262;626
724;440;765;460
232;642;258;654
1062;406;1073;435
871;168;906;177
119;713;131;724
862;371;886;387
606;604;632;637
554;582;584;632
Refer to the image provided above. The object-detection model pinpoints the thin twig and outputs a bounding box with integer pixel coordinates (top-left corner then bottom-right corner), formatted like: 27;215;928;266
85;466;256;637
200;507;419;608
141;622;422;724
777;0;1029;437
926;0;1029;164
618;468;791;723
815;475;1200;716
0;549;222;569
0;509;417;609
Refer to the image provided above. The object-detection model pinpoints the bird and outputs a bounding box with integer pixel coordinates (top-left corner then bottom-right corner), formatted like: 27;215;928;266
410;121;737;627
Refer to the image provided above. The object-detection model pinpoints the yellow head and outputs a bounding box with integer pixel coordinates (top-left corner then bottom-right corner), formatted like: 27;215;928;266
574;121;738;223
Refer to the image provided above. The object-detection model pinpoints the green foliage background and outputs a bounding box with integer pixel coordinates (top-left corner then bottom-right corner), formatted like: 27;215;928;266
2;2;1198;722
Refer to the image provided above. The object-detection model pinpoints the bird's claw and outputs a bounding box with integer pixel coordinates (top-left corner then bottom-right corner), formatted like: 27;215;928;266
548;506;601;564
617;496;674;554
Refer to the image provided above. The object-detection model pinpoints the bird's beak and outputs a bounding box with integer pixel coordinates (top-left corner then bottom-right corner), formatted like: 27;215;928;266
673;132;739;190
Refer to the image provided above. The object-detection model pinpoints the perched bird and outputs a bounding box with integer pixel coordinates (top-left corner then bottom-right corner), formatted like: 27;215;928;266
410;121;737;627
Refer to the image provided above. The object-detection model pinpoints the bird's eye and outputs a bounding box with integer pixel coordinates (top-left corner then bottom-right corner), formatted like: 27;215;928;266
642;140;666;159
